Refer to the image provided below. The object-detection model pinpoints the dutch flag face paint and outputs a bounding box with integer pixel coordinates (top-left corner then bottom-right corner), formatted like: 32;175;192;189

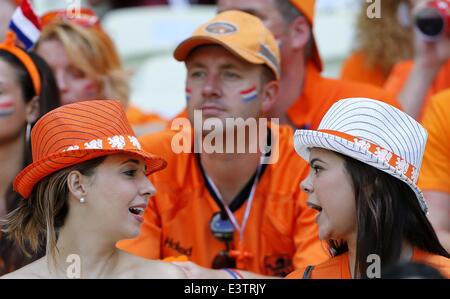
0;100;14;117
186;87;192;102
240;86;258;103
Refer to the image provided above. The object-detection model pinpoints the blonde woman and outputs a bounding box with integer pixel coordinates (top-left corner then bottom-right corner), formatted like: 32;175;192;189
340;0;414;87
36;9;166;134
1;100;185;278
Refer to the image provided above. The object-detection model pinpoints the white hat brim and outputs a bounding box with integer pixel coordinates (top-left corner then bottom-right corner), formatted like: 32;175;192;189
294;129;428;214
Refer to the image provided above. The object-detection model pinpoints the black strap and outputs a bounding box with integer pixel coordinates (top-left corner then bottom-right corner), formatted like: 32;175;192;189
303;265;315;279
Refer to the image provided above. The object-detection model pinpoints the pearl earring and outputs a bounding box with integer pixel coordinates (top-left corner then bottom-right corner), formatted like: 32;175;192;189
80;197;86;203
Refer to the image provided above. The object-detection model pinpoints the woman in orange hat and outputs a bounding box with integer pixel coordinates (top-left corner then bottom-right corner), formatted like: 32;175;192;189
1;100;186;278
35;9;167;135
0;32;60;275
288;97;449;278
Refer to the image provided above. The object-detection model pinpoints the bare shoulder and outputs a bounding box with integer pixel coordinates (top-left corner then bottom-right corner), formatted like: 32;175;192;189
1;258;48;279
117;251;187;279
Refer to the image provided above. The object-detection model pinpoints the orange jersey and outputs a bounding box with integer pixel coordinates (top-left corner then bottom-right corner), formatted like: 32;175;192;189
287;63;400;130
286;247;450;279
418;90;450;193
384;60;450;119
126;105;168;136
117;124;329;276
340;51;387;87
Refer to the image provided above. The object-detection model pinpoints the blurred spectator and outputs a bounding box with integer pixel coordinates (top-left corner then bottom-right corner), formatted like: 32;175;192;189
340;0;414;87
216;0;399;130
35;9;167;135
0;31;60;275
384;0;450;120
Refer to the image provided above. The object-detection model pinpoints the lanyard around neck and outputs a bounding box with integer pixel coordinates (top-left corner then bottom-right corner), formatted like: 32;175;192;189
202;156;264;242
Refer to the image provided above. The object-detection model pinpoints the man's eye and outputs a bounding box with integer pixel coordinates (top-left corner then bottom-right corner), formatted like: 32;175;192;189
223;71;241;79
312;165;322;175
124;170;137;176
190;71;206;78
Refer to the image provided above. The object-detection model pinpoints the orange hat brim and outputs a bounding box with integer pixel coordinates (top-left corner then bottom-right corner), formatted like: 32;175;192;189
14;148;167;199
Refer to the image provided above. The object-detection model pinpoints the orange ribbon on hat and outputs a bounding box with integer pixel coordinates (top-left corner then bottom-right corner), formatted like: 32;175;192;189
0;31;41;95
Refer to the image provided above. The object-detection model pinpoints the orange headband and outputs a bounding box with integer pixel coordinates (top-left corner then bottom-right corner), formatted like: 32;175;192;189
0;31;41;96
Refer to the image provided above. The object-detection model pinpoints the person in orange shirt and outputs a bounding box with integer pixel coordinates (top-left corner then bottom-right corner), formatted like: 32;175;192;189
384;0;450;120
286;97;449;279
216;0;400;130
418;90;450;253
117;10;329;278
34;8;167;135
1;100;186;279
341;0;413;87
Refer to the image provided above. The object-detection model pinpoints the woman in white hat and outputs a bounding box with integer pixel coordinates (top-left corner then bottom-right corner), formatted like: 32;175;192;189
1;100;186;278
288;97;450;279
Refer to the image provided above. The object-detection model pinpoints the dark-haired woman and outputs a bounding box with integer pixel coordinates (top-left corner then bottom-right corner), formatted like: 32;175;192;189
0;32;60;275
288;97;450;278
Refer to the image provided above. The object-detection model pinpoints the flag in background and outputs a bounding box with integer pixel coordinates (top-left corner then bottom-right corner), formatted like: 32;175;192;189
8;0;41;50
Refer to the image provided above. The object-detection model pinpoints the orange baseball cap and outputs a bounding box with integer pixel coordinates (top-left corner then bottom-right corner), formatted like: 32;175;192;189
14;100;167;198
289;0;323;71
173;10;280;80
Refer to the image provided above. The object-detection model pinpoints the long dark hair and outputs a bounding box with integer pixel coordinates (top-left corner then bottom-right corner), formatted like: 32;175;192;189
328;154;449;278
0;49;60;275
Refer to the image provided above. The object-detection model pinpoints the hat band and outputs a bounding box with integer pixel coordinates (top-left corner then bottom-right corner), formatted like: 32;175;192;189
318;129;417;182
59;134;142;154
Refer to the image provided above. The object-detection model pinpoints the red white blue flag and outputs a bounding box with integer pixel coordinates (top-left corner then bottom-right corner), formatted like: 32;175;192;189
8;0;41;50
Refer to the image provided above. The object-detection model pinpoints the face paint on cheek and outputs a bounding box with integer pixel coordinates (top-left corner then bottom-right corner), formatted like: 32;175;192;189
0;100;15;117
186;87;191;102
240;86;258;103
83;82;99;97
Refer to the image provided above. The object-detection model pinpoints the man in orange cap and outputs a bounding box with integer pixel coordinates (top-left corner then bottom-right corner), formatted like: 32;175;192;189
217;0;400;129
117;10;329;278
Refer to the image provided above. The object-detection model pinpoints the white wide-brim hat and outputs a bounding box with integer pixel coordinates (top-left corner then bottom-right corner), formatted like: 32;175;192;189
293;98;428;214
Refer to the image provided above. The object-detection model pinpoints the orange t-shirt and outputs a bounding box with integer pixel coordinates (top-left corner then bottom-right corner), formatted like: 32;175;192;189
126;105;168;136
287;63;400;130
117;124;329;276
340;51;387;87
384;60;450;120
286;247;450;279
418;90;450;193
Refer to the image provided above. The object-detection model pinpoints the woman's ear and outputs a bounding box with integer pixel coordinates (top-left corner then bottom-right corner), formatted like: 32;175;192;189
25;96;40;124
67;170;88;202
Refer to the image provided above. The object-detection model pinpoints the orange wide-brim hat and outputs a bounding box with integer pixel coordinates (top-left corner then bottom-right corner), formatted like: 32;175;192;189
14;100;167;198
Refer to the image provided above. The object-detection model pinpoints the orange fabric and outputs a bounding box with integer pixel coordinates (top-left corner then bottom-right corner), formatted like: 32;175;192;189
117;124;329;276
14;100;167;198
384;60;450;120
0;31;41;95
287;247;450;279
340;51;386;87
287;63;400;130
418;90;450;193
174;11;280;80
126;105;168;136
